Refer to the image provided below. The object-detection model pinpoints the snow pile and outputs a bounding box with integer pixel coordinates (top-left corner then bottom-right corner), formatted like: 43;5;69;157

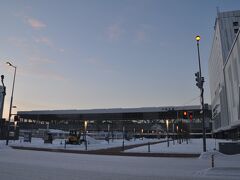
0;140;17;149
199;150;225;159
86;135;101;144
197;149;240;178
199;150;240;160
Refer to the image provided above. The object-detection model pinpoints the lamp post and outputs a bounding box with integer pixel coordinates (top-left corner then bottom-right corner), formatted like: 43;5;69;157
84;120;88;150
122;126;125;151
133;128;136;141
107;124;110;144
195;35;206;152
176;125;179;144
6;62;17;145
172;120;175;145
166;120;169;147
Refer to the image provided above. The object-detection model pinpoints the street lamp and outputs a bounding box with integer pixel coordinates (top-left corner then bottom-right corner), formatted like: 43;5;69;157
172;120;175;145
166;120;169;147
195;35;207;152
122;126;125;151
176;125;179;143
84;120;88;150
133;128;136;141
107;124;110;144
6;62;17;145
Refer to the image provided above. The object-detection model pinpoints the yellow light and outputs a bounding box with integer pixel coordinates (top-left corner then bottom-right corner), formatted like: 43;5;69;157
14;121;17;130
184;111;187;116
84;120;88;130
195;35;201;41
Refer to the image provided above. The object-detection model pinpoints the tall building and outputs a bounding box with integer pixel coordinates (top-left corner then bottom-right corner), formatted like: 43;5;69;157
0;86;4;118
209;10;240;138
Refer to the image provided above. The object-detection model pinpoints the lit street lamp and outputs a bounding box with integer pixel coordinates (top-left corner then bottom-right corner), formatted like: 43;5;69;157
195;35;206;152
6;62;17;146
176;125;179;143
84;120;88;150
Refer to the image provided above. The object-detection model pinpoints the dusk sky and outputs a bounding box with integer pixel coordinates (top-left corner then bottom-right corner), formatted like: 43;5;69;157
0;0;239;118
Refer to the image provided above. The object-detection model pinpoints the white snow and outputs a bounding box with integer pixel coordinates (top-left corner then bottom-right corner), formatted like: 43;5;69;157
1;138;240;179
0;147;239;180
0;136;240;180
126;138;231;154
0;137;162;151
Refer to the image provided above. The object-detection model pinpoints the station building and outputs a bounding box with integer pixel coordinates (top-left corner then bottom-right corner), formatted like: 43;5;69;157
16;105;212;138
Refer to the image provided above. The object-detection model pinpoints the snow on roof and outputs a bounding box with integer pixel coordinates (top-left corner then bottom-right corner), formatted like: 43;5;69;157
18;105;206;115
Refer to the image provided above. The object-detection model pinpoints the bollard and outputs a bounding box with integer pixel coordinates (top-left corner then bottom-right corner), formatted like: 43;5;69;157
211;154;214;168
148;142;150;152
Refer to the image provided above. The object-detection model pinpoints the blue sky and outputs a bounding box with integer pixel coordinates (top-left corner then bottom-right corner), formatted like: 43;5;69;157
0;0;239;117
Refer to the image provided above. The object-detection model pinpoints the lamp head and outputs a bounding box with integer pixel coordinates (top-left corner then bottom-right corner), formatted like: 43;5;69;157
195;35;201;42
6;62;12;66
84;120;88;129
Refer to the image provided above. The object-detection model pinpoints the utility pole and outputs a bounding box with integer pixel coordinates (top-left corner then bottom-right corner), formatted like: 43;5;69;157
195;35;207;152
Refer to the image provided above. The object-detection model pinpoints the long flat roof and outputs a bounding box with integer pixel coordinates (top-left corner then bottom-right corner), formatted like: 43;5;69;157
18;105;209;115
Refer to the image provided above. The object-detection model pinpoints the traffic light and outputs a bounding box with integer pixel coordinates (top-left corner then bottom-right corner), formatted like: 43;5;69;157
195;72;204;89
183;111;188;119
189;112;193;121
195;72;201;88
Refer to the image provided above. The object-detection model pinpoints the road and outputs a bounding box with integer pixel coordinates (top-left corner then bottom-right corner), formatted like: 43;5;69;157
0;148;238;180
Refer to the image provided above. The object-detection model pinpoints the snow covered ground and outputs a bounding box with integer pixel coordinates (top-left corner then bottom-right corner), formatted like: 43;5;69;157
0;137;162;151
126;138;231;154
0;147;239;180
0;137;240;179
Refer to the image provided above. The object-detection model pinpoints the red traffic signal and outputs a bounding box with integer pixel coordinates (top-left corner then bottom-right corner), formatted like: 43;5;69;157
183;111;188;119
189;112;193;121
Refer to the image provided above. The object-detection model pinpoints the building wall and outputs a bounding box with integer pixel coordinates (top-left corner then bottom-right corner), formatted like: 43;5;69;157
0;86;4;119
209;10;240;133
209;18;225;130
218;11;240;62
224;30;240;128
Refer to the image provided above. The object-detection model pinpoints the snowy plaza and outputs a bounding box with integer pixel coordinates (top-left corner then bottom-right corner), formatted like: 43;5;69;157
0;138;240;179
1;1;240;180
